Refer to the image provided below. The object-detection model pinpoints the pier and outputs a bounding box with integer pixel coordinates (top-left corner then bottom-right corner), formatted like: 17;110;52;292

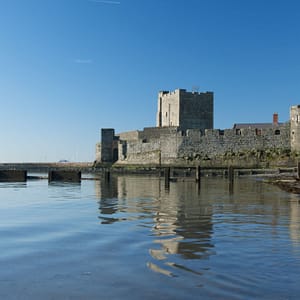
0;163;297;186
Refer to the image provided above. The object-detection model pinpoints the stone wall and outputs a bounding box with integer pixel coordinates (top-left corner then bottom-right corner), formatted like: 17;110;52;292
120;139;161;165
116;123;291;167
180;124;290;157
139;127;179;141
177;123;290;166
117;130;140;141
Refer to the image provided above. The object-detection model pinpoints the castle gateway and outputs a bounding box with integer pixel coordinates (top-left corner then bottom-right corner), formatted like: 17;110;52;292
96;89;299;167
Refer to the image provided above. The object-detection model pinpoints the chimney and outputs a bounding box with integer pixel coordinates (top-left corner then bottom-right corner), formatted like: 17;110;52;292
273;113;279;125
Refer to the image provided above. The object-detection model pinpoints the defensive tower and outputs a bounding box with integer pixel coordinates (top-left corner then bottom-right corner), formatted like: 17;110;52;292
156;89;213;131
290;105;300;152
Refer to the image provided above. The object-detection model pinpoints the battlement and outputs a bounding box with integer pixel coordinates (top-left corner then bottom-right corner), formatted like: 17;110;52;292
159;89;213;97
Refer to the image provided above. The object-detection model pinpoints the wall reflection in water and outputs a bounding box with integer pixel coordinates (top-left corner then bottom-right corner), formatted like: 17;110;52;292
95;176;119;224
288;193;300;250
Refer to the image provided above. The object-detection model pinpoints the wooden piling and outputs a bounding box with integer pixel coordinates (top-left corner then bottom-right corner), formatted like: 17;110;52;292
228;166;234;193
195;165;201;182
0;170;27;182
48;170;81;182
104;169;111;183
164;167;170;189
195;165;201;190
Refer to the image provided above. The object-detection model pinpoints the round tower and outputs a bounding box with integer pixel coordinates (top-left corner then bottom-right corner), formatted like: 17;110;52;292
290;105;300;152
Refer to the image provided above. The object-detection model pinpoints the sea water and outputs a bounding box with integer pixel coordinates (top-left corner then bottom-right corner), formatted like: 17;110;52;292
0;175;300;299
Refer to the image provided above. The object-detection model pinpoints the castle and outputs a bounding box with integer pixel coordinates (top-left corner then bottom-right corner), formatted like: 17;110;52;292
96;89;300;167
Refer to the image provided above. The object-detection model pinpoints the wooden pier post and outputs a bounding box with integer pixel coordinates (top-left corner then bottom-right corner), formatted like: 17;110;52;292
196;165;201;190
297;162;300;179
228;166;234;193
104;168;111;183
164;167;170;189
195;165;201;182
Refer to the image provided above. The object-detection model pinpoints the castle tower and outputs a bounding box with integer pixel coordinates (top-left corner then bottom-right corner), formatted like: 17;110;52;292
100;128;119;163
156;89;214;131
290;105;300;152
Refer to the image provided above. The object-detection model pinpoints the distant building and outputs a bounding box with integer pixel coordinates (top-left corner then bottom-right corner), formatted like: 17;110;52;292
233;113;282;136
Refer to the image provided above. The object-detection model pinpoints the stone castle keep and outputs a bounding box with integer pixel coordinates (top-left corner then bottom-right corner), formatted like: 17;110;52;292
96;89;300;167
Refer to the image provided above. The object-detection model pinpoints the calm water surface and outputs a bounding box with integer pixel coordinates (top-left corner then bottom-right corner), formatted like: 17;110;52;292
0;175;300;299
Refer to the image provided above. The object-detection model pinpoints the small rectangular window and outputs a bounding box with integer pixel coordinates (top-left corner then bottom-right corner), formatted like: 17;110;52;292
256;129;262;136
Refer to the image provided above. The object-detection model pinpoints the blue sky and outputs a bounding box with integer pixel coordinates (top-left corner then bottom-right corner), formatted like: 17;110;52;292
1;0;300;162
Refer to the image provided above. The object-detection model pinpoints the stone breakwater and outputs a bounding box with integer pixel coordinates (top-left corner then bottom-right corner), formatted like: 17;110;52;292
0;162;94;172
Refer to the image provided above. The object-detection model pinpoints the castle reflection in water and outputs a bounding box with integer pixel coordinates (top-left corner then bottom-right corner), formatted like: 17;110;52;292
94;174;300;275
95;175;214;268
